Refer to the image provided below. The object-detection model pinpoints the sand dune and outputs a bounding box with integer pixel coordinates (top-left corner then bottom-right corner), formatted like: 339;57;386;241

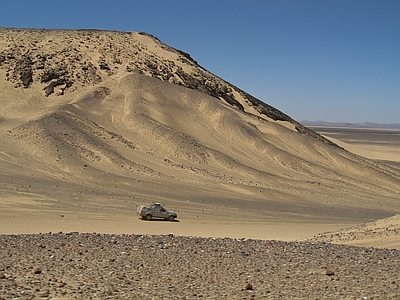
304;213;400;249
1;28;400;249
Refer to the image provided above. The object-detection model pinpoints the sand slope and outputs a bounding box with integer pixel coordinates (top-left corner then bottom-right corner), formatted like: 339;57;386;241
1;28;400;248
304;213;400;249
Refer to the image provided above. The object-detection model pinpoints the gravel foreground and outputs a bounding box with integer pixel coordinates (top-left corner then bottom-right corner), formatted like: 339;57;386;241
0;233;399;299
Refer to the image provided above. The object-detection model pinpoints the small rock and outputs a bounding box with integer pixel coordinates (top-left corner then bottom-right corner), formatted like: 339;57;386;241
245;283;253;290
34;267;42;274
239;251;250;256
40;290;50;297
0;272;6;279
326;269;335;276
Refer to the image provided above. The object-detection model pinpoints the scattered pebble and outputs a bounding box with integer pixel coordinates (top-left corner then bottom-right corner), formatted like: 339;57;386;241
0;233;399;299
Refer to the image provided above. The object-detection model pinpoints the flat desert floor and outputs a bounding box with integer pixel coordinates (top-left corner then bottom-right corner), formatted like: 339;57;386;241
310;126;400;170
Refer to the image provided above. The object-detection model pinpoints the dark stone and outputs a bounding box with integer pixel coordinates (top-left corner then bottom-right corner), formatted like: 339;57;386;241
16;55;34;88
326;269;335;276
20;69;33;88
40;68;67;83
99;60;110;70
43;78;73;96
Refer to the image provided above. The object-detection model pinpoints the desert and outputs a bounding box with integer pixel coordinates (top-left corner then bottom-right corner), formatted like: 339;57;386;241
1;28;400;299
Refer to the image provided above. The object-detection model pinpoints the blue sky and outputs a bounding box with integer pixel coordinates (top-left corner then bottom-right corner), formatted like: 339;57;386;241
1;1;399;123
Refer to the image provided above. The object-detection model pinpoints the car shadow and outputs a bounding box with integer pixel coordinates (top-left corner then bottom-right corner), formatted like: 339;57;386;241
141;218;180;222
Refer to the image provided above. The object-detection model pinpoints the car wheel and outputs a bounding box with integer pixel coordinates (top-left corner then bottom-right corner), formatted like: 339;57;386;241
168;215;175;222
146;214;152;221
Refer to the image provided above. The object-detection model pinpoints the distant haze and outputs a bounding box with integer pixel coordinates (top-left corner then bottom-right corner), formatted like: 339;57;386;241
301;121;400;130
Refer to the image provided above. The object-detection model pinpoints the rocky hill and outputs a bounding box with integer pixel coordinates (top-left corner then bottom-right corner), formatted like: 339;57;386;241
0;28;332;145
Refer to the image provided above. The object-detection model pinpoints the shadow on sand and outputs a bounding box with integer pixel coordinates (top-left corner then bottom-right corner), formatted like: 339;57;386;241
140;218;180;222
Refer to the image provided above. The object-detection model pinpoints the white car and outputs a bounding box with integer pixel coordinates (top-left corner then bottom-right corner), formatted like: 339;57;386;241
137;203;177;221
